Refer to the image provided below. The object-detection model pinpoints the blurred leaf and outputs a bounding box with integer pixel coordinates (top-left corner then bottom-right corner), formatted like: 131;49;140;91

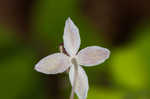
110;22;150;91
111;46;149;90
31;0;104;52
32;0;78;51
87;87;125;99
0;48;45;99
134;24;150;66
0;26;18;47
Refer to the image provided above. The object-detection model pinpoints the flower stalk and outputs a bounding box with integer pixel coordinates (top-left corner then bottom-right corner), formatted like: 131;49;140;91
70;58;78;99
60;44;78;99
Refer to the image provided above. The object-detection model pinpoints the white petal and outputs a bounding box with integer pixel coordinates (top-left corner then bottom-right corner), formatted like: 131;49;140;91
35;53;70;74
63;17;81;56
77;46;110;66
69;65;89;99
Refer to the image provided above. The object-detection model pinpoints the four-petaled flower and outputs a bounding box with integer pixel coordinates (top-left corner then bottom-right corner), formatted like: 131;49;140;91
35;17;110;99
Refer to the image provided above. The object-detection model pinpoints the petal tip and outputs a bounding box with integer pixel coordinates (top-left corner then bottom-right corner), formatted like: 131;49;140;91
34;64;50;74
66;17;73;25
34;64;40;72
104;48;111;59
67;17;71;21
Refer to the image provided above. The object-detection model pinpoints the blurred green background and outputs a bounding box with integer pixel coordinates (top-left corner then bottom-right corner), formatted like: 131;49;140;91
0;0;150;99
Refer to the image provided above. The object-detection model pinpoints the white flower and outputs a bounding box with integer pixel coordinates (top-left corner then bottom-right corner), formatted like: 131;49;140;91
35;17;110;99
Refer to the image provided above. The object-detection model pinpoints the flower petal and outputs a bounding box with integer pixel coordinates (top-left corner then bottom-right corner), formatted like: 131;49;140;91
77;46;110;66
63;17;81;56
35;53;70;74
69;65;89;99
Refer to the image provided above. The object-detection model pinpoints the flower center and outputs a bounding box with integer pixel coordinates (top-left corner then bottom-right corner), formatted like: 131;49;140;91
70;57;78;66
